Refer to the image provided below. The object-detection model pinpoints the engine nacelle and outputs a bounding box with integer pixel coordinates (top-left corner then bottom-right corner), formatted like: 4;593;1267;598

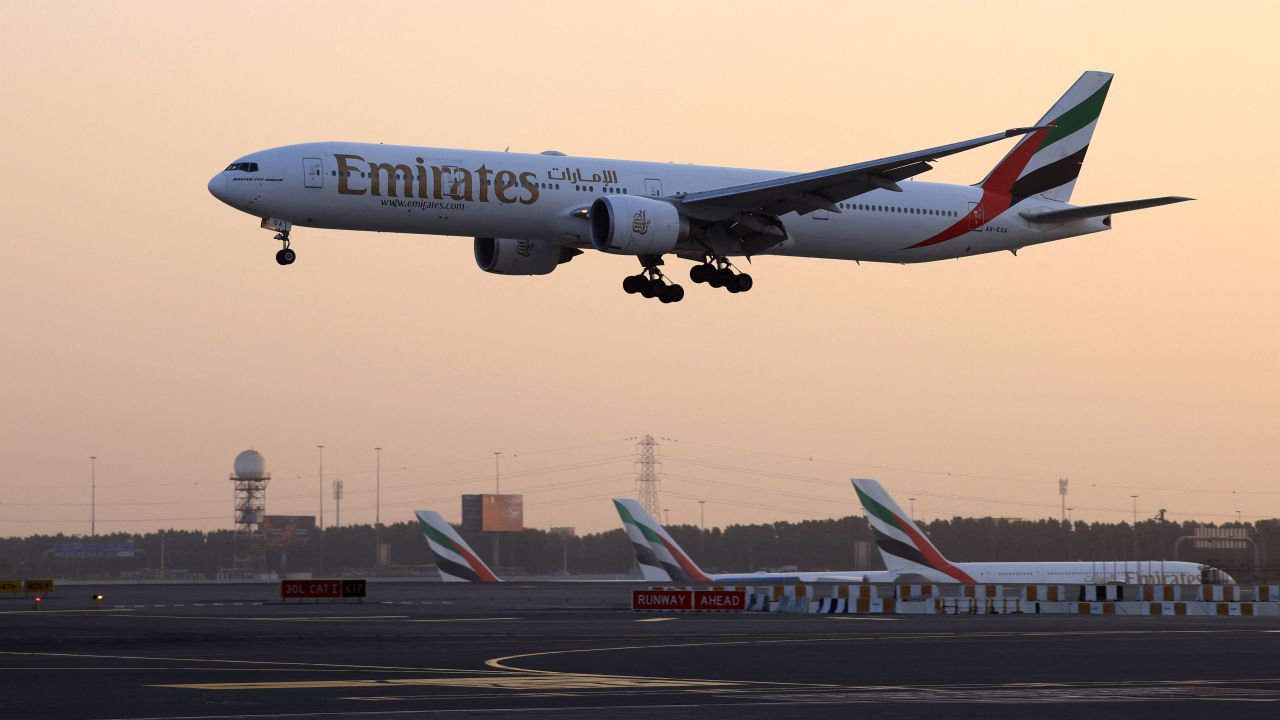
473;237;575;275
589;195;689;255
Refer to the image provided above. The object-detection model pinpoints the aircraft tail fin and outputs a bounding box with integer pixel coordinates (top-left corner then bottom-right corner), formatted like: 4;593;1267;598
980;70;1113;203
851;479;974;583
612;499;711;583
414;510;501;583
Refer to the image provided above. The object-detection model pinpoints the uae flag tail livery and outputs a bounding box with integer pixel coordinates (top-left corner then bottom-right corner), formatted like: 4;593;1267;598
414;510;501;583
612;499;711;583
852;478;976;584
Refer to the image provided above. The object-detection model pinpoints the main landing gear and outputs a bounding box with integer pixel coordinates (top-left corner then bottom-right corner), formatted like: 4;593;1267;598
623;256;684;303
274;231;296;266
690;257;752;293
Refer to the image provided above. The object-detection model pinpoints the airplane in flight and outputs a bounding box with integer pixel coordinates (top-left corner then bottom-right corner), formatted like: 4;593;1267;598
853;479;1235;585
209;71;1188;303
613;498;890;584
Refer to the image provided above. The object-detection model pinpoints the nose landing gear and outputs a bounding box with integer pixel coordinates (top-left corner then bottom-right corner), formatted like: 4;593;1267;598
690;256;751;293
623;255;684;303
274;231;295;266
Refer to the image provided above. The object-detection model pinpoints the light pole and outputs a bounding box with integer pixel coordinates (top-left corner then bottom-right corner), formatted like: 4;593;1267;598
317;445;325;572
375;447;382;568
664;508;671;525
494;451;502;494
1130;495;1139;562
89;456;96;537
909;497;916;522
317;445;325;529
333;479;343;527
699;500;706;530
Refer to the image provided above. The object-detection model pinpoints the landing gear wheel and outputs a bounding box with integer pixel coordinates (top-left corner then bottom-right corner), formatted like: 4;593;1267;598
708;269;728;289
274;231;294;266
661;284;685;303
727;272;752;293
622;275;645;294
689;264;711;284
640;280;659;299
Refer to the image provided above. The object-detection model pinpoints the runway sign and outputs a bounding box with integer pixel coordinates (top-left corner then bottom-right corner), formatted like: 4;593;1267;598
633;589;693;610
340;579;367;598
23;579;54;593
281;580;341;599
694;590;747;611
632;589;747;612
0;579;21;594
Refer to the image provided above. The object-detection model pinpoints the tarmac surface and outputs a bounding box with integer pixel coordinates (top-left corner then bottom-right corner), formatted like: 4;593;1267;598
4;581;1280;719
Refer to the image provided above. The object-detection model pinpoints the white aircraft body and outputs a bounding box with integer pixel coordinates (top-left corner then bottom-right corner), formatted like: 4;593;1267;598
209;71;1188;302
853;479;1235;585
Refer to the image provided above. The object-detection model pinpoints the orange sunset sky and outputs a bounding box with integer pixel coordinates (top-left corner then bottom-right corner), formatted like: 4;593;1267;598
1;1;1277;537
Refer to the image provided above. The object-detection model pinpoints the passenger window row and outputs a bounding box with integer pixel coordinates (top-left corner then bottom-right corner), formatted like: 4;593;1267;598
837;202;958;217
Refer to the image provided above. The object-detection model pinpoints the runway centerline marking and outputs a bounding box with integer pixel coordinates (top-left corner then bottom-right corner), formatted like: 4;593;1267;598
408;617;520;623
0;651;488;674
634;618;676;622
154;674;741;691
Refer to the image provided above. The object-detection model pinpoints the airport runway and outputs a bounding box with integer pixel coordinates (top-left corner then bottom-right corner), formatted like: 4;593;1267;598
4;582;1280;719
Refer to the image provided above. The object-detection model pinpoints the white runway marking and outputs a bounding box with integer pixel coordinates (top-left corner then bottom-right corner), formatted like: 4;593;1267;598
408;617;519;623
634;618;676;622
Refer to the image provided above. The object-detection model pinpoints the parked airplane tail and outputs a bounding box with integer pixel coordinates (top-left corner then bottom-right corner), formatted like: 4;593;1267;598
851;479;975;583
980;70;1113;203
414;510;501;583
612;499;711;583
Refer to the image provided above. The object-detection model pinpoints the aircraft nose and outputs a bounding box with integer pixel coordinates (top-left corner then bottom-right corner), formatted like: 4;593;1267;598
208;173;227;202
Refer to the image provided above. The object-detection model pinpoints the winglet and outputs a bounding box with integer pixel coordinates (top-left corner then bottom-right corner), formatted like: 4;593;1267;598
612;499;711;583
415;510;502;583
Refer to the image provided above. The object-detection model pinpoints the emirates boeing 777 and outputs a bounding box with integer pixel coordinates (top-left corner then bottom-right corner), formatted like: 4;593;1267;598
208;71;1188;303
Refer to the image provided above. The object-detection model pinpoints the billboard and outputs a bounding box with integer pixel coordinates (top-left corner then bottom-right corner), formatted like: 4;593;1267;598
262;515;316;547
461;494;524;533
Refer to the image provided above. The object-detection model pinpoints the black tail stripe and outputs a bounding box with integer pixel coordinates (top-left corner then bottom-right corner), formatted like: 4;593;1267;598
631;541;664;571
660;560;691;583
872;527;932;569
435;557;483;583
1010;145;1089;199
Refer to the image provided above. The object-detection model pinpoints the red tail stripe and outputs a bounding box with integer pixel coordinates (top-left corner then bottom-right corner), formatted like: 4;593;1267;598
662;538;712;582
450;539;499;582
891;515;975;583
904;124;1054;251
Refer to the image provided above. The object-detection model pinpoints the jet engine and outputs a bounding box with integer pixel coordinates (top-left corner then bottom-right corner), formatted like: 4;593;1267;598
473;237;578;275
589;195;689;255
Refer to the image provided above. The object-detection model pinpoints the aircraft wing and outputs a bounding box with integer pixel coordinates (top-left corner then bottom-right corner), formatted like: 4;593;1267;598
1020;196;1193;223
679;126;1049;217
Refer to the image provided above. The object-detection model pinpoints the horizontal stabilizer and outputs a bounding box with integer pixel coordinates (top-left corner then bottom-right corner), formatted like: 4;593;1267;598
1021;196;1193;224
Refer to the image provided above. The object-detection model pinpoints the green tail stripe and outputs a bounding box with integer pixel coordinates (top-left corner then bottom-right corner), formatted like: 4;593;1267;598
855;485;902;529
419;518;462;557
1041;78;1111;149
614;500;666;544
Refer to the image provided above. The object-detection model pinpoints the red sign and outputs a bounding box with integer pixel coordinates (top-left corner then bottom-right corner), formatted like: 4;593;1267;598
632;589;693;610
694;590;746;611
281;580;342;599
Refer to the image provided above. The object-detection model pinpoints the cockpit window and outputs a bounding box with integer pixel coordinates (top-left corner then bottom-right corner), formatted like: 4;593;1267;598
224;162;259;172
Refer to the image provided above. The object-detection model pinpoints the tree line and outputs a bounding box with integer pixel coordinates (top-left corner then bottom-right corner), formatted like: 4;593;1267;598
1;514;1274;582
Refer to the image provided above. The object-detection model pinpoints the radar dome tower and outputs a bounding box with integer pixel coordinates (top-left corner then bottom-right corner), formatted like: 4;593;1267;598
230;449;271;575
